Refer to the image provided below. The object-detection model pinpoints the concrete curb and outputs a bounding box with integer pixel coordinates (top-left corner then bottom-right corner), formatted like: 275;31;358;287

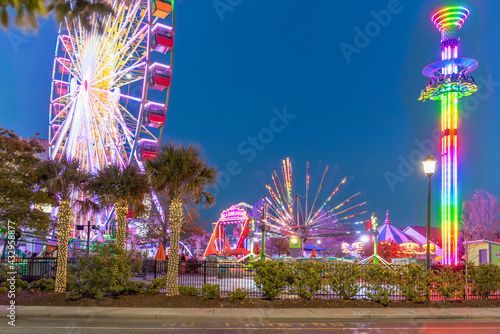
2;306;500;321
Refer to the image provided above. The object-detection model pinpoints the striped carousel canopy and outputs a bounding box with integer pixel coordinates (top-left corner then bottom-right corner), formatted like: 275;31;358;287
377;210;419;244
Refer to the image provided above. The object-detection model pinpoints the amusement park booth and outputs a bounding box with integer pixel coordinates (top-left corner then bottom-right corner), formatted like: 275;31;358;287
464;240;500;265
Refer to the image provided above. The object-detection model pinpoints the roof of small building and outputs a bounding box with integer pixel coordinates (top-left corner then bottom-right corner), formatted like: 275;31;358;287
463;239;500;246
404;226;442;247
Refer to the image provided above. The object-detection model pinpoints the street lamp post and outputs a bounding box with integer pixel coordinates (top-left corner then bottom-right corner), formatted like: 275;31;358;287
77;221;98;256
422;154;437;270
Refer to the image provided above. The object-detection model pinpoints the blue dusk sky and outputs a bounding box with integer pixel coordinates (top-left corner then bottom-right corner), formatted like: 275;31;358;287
1;0;499;231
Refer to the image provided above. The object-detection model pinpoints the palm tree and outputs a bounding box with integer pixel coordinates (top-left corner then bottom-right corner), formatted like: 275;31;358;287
146;143;218;296
36;158;89;293
86;164;150;252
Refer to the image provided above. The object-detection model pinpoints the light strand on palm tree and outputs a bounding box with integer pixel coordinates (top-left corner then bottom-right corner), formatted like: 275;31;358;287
115;199;128;252
55;199;72;293
165;196;183;296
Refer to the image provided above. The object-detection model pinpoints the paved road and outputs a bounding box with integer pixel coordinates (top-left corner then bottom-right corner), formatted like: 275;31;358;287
1;318;500;333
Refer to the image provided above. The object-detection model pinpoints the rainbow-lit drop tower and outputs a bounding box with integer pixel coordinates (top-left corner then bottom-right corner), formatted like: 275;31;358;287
419;6;478;265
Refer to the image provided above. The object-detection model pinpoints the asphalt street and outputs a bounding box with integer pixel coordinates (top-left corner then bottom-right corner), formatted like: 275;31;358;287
1;318;500;334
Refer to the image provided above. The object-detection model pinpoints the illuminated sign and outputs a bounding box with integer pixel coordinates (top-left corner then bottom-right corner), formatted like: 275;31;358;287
220;205;247;221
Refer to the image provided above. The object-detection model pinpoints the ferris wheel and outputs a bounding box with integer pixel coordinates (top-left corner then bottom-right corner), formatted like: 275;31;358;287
48;0;174;228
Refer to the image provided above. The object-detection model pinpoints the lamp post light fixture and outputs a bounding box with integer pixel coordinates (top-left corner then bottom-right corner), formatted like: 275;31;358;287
422;154;437;270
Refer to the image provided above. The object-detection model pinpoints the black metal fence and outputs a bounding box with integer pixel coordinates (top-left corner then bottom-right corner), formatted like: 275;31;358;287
0;258;77;282
2;258;499;301
140;260;500;300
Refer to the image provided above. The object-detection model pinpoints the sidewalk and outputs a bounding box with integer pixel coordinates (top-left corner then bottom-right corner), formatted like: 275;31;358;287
2;306;500;321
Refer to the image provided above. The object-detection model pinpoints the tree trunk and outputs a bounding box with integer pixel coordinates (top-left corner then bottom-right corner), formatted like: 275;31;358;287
165;196;183;296
55;200;72;293
115;198;128;253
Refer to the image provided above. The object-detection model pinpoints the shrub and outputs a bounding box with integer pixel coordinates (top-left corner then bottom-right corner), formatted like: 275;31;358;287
178;284;200;296
125;280;146;294
0;286;7;294
66;244;135;300
433;266;466;301
254;260;292;300
201;283;221;300
467;263;500;299
15;279;29;292
130;259;144;274
362;264;397;306
396;264;434;303
228;288;248;300
142;277;167;294
326;262;362;300
28;278;55;292
291;261;326;300
65;290;83;301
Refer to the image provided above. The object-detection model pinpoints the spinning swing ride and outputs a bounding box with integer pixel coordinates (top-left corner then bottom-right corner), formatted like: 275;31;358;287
262;158;368;241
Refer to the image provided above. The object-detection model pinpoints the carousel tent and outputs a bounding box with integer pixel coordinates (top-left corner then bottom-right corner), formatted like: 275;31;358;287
376;211;419;244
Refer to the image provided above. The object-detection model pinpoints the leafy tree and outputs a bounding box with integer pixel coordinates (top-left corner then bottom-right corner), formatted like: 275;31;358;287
35;158;89;293
310;237;344;257
0;128;51;238
0;0;113;32
86;164;149;252
361;240;403;261
146;143;218;296
268;237;289;256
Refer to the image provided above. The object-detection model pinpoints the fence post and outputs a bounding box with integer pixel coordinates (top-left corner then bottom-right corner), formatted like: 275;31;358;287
203;260;207;285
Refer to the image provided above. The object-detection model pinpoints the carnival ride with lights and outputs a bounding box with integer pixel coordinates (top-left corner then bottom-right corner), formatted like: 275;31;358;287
204;204;254;258
48;0;175;242
419;6;477;265
261;158;368;256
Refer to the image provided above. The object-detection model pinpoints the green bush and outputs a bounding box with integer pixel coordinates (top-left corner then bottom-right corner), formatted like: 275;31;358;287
15;279;28;291
254;260;292;300
434;266;465;301
291;261;326;300
0;286;7;294
228;288;248;300
362;264;397;306
28;278;55;292
397;264;434;303
66;244;135;300
65;290;83;301
125;280;146;294
130;259;144;274
326;262;362;300
467;263;500;299
201;283;221;300
141;277;167;294
178;284;200;296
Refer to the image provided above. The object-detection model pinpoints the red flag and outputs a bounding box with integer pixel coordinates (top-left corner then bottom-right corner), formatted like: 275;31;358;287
366;219;372;231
